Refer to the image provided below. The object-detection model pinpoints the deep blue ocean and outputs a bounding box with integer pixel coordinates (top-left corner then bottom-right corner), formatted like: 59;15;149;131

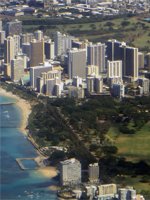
0;95;58;200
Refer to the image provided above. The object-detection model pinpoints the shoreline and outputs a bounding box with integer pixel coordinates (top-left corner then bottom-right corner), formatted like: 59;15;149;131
0;87;31;135
0;87;58;181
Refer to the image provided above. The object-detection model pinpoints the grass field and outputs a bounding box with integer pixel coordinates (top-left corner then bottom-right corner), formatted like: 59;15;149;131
108;122;150;164
21;14;150;51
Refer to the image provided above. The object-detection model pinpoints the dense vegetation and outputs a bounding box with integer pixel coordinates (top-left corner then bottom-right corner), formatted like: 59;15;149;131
1;82;150;193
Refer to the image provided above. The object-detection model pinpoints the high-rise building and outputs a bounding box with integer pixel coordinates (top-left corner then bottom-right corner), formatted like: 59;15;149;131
118;188;136;200
138;78;150;95
21;33;34;45
34;30;43;41
13;35;21;56
6;20;22;36
106;39;123;61
87;76;95;93
68;48;87;79
0;31;5;59
11;57;24;82
106;40;139;80
125;47;138;81
145;53;150;71
138;52;144;69
112;83;125;98
0;20;2;31
72;76;82;87
87;42;106;73
68;86;84;99
107;60;122;79
54;31;73;57
4;36;15;64
36;68;61;95
45;39;55;60
22;43;31;58
88;163;99;182
95;77;103;93
30;63;52;89
0;31;5;44
59;158;81;186
30;39;44;67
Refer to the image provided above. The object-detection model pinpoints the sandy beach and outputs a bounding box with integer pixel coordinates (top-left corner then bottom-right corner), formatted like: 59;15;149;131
0;87;31;135
37;166;58;178
0;87;58;181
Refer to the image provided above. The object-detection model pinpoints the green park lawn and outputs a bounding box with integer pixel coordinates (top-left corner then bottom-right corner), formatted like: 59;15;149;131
20;14;150;51
108;122;150;164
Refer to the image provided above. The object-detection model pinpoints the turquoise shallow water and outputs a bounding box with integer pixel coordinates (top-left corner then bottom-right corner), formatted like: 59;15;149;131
0;95;58;200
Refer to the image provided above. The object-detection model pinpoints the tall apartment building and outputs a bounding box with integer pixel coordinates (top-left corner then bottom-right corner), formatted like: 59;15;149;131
0;20;2;31
138;52;144;69
87;76;103;94
106;40;139;80
54;31;73;57
124;46;139;81
44;39;55;60
34;30;43;41
68;48;87;79
88;163;99;182
13;35;21;56
59;158;81;186
106;39;123;61
112;83;125;98
107;60;122;79
30;63;52;89
0;31;5;44
87;42;106;73
21;33;34;45
22;43;31;58
36;68;61;95
145;53;150;71
118;188;136;200
4;36;15;64
6;20;22;36
0;31;5;59
30;39;44;67
138;78;150;95
11;57;24;82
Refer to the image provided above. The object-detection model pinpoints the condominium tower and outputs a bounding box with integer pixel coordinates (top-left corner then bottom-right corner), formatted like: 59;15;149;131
68;48;87;79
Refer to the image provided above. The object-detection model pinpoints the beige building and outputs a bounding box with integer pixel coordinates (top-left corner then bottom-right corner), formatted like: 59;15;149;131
138;52;144;69
4;36;15;77
98;184;117;196
86;65;99;77
88;163;99;182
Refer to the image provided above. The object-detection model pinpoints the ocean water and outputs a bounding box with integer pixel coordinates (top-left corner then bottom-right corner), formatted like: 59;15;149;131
0;95;58;200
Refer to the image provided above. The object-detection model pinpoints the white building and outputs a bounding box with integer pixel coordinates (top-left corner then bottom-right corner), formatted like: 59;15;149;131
30;62;53;89
68;48;87;79
107;60;122;79
59;158;81;186
118;188;136;200
11;57;24;82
